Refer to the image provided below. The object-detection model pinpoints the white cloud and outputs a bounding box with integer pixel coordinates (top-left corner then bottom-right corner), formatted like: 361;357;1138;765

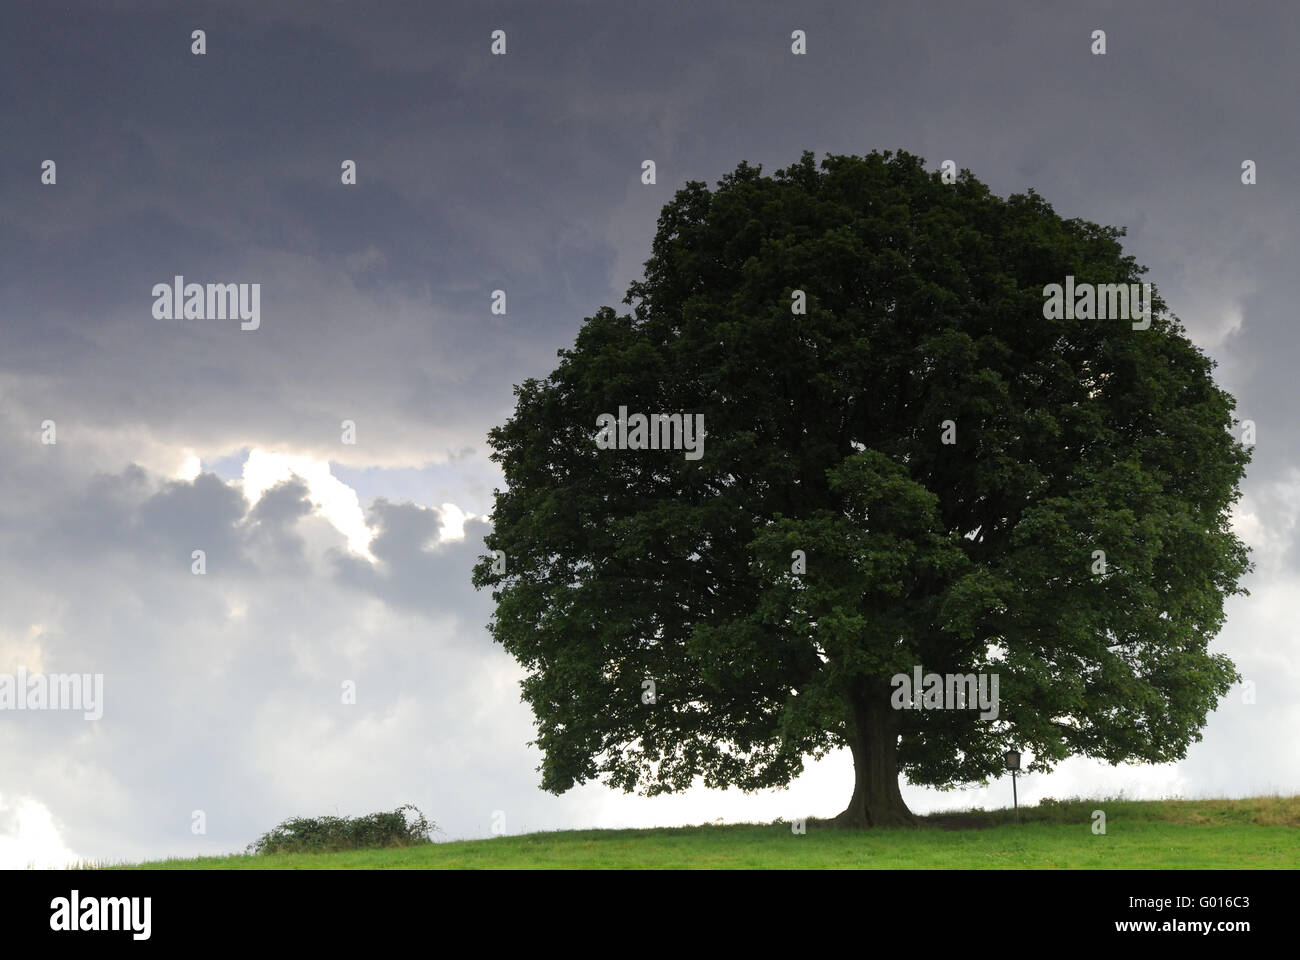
0;795;81;869
240;449;376;561
436;502;476;541
176;454;202;482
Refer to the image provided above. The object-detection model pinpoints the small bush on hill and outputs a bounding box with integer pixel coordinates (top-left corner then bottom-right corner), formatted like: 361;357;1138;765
249;804;435;854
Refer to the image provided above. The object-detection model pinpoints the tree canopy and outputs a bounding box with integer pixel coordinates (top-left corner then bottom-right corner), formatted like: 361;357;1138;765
473;150;1251;826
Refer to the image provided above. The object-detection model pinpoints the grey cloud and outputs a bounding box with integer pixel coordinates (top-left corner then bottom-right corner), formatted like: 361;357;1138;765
331;502;491;627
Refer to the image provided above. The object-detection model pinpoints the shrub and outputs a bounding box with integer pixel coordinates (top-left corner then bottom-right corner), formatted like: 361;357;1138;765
248;804;436;855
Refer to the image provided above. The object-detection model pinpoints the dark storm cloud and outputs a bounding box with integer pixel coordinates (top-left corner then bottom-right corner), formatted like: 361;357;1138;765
2;1;1296;481
5;1;1297;481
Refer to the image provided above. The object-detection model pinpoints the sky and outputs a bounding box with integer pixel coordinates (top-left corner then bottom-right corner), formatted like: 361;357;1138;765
1;0;1298;867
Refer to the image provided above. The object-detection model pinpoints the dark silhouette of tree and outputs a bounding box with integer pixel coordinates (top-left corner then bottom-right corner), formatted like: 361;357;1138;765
474;150;1251;827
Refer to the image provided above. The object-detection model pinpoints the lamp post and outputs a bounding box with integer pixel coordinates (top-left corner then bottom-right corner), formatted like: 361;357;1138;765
1003;749;1021;823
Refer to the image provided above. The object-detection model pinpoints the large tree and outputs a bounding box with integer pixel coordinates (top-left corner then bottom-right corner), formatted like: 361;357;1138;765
473;150;1251;827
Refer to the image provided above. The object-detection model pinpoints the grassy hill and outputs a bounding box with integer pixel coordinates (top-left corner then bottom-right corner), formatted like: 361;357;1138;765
107;796;1299;870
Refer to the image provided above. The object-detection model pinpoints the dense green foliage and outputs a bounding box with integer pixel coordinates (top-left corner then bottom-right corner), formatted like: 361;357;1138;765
247;804;434;855
474;150;1251;817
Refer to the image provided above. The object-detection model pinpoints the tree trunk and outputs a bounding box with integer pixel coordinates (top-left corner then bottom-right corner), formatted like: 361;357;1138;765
835;682;917;828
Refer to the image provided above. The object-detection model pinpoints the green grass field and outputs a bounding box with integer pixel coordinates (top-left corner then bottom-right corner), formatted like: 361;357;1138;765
104;796;1299;870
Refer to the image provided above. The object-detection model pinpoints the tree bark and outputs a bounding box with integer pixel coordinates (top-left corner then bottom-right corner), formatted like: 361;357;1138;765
835;681;917;828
